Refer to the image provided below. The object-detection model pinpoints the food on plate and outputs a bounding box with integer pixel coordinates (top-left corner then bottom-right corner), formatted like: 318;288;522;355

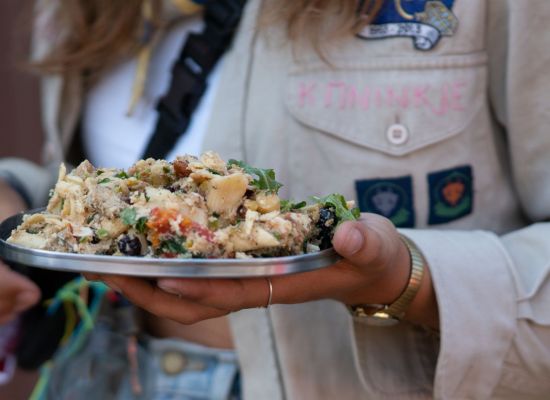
7;152;359;259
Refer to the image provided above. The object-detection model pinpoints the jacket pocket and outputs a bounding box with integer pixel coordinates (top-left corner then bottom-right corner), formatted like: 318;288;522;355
284;52;488;157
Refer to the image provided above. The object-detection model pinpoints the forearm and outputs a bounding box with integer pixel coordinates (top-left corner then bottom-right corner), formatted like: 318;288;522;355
0;178;27;220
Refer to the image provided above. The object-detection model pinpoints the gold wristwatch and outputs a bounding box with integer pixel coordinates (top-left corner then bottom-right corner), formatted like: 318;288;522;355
348;234;426;326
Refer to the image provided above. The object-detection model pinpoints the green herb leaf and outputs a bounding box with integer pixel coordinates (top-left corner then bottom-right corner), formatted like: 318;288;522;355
280;200;307;212
115;171;129;179
98;178;111;184
160;237;187;254
136;217;148;233
208;219;219;230
227;159;283;193
313;194;360;223
96;170;104;176
86;213;96;224
121;208;137;226
207;168;222;175
96;228;109;239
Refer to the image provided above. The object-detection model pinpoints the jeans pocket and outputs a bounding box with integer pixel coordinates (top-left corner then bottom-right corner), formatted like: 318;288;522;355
46;323;152;400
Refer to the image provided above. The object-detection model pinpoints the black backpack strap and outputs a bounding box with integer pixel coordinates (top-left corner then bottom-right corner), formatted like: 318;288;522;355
141;0;246;160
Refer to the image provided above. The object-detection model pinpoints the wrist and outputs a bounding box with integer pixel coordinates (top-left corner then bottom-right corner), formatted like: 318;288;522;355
348;234;433;327
350;235;411;306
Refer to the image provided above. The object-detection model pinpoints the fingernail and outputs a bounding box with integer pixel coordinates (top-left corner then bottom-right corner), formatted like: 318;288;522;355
14;291;39;312
341;227;364;256
157;280;182;296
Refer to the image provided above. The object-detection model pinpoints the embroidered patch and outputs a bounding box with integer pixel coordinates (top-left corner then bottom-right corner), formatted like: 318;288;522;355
428;165;473;225
355;176;415;227
356;0;458;50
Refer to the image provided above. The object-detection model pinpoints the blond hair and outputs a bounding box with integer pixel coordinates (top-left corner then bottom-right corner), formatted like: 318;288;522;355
35;0;384;79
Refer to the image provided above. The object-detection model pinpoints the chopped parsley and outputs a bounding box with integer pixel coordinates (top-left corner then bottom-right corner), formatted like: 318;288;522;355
98;178;111;184
207;168;222;175
136;217;148;233
96;228;109;239
86;213;96;224
121;207;137;226
121;208;148;233
208;219;219;230
115;171;129;179
280;200;306;212
160;237;187;255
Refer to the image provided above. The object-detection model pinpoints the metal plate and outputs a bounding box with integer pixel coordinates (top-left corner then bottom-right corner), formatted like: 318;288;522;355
0;210;341;278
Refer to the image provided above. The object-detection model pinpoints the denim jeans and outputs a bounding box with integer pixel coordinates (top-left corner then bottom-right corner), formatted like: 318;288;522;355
46;321;241;400
120;337;241;400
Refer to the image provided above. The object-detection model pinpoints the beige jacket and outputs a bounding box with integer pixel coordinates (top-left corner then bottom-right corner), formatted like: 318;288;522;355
2;0;550;398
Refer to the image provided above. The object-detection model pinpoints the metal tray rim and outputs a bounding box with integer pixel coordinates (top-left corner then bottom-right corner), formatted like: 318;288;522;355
0;210;341;277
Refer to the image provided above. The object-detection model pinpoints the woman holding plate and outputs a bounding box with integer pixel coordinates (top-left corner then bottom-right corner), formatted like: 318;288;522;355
1;0;550;399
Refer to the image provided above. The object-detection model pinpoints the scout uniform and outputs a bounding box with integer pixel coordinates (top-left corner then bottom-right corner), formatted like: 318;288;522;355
1;0;550;398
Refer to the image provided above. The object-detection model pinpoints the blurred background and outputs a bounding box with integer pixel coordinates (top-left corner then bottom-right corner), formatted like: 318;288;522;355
0;0;44;163
0;4;44;400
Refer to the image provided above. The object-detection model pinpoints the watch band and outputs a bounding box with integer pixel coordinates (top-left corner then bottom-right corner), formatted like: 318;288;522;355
348;234;426;324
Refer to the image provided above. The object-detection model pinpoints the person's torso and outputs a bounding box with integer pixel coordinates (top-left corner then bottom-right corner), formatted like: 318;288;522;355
207;0;525;236
206;1;528;399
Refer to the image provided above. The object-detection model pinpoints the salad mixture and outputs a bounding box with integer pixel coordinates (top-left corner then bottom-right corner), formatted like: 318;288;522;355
7;152;359;259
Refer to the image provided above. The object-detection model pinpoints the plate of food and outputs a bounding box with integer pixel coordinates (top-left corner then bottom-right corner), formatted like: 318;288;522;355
0;152;359;277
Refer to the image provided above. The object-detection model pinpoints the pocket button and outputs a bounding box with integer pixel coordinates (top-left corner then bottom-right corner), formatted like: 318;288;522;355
386;124;409;146
162;350;187;375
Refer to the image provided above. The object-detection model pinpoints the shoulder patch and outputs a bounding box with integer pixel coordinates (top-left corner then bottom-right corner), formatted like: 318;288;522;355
355;176;415;227
357;0;458;50
428;165;473;225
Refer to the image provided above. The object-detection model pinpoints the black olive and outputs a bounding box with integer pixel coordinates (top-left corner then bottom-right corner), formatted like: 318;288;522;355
317;207;336;249
237;205;247;219
117;235;141;256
